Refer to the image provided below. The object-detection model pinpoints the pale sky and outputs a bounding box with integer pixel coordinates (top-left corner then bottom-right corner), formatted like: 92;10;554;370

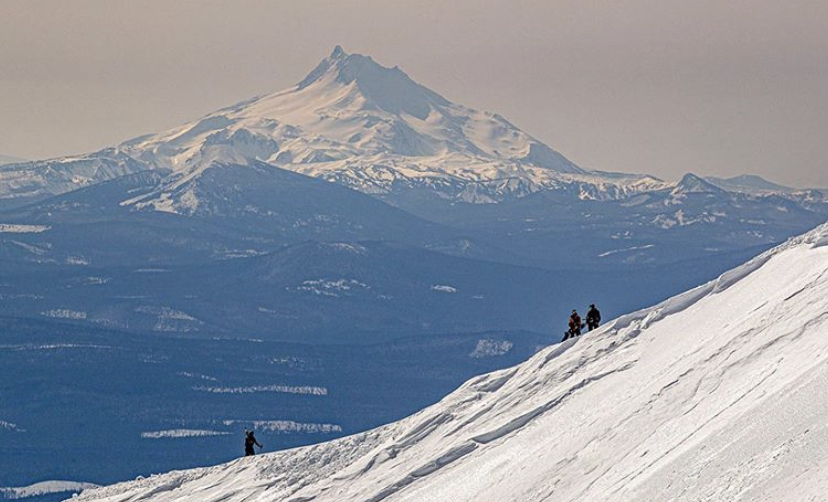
1;0;826;187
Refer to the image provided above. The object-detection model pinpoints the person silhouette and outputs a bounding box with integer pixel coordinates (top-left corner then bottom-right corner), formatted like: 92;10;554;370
244;429;262;456
586;304;601;331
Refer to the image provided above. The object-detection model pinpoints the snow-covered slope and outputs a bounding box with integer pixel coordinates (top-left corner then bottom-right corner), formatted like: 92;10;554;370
0;151;146;205
74;221;828;502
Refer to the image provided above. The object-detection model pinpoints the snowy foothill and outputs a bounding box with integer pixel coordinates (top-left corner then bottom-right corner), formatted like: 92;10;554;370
0;480;98;499
73;222;828;501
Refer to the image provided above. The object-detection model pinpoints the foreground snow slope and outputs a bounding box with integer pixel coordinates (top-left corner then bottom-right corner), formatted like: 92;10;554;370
75;223;828;502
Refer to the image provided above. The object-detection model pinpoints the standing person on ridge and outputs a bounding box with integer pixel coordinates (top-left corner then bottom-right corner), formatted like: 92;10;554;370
244;429;262;457
586;304;601;331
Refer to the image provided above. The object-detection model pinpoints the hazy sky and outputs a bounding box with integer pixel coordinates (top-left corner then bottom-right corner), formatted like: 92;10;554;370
1;0;826;187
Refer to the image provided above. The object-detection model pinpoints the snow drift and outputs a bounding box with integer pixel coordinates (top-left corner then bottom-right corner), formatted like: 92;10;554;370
74;222;828;501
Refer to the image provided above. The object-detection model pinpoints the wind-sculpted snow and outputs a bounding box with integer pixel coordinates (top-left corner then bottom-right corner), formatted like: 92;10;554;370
73;222;828;501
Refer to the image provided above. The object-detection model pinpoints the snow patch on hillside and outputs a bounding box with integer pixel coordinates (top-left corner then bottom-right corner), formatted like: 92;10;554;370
141;430;230;439
41;309;87;320
0;480;98;499
469;339;514;358
0;343;112;352
431;284;457;293
222;420;342;434
193;384;328;396
295;279;370;297
135;306;204;332
598;244;654;257
0;224;50;233
0;420;24;432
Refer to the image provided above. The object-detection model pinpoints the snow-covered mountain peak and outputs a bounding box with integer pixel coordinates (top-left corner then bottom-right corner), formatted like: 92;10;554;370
0;47;687;208
705;174;797;195
671;172;726;195
330;44;346;58
296;46;448;120
0;49;727;209
72;221;828;501
95;47;609;210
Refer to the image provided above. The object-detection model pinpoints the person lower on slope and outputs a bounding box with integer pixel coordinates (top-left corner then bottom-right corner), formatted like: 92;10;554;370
244;429;262;456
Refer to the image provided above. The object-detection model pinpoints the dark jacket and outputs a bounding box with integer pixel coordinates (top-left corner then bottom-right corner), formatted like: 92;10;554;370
244;432;262;455
587;307;601;323
569;313;582;329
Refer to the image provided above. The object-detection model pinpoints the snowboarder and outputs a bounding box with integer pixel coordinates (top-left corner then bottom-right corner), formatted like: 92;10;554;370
586;304;601;331
244;429;262;456
562;310;583;341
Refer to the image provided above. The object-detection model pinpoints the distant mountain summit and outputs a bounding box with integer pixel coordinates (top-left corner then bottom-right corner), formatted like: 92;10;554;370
296;45;451;119
117;45;607;210
670;173;727;196
0;46;664;209
705;174;797;194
